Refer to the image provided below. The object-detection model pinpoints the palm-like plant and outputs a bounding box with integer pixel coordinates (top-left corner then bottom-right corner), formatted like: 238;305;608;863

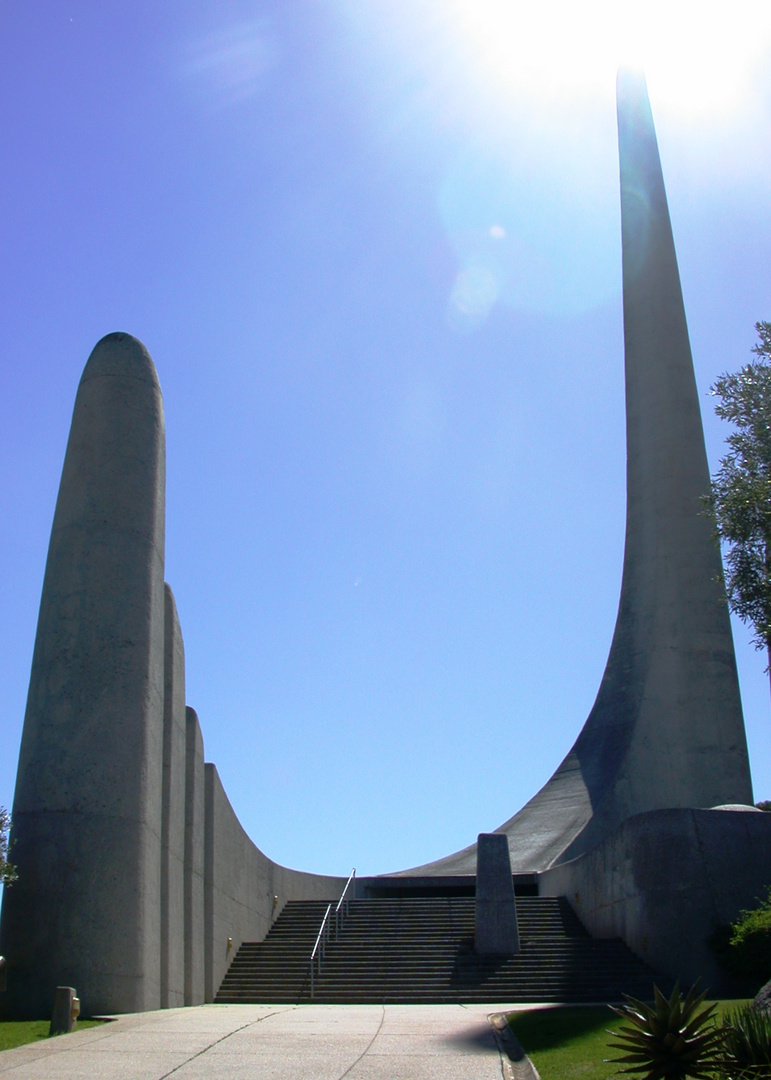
606;982;729;1080
722;1003;771;1078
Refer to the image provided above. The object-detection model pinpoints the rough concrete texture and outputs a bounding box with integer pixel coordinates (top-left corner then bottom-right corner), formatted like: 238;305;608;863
475;834;520;955
540;807;771;992
184;708;205;1006
161;585;187;1008
0;1004;512;1080
0;333;167;1017
396;68;751;879
204;764;346;1001
0;333;345;1018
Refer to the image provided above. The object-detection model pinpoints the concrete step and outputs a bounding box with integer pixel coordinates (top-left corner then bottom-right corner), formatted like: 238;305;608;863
215;895;660;1004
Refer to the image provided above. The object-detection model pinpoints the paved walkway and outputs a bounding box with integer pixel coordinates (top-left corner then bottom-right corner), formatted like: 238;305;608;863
0;1004;528;1079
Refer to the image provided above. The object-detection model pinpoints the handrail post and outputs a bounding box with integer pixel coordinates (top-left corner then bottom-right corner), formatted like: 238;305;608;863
334;868;356;941
310;903;332;1001
310;870;356;997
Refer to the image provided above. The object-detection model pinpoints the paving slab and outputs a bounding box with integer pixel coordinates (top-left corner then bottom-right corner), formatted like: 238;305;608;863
0;1003;519;1079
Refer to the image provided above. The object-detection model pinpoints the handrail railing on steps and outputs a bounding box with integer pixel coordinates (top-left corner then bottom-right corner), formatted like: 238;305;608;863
335;867;356;940
310;868;355;999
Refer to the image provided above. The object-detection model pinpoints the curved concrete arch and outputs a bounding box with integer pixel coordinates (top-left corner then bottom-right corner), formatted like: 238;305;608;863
397;69;752;878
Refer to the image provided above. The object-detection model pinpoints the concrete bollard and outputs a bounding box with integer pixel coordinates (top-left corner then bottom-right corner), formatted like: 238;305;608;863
475;833;520;956
49;986;80;1036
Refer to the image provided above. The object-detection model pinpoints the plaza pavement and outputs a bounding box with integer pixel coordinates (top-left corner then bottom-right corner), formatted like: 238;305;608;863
0;1003;536;1079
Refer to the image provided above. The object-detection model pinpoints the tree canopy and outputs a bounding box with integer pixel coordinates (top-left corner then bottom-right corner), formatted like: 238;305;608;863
708;322;771;668
0;806;16;886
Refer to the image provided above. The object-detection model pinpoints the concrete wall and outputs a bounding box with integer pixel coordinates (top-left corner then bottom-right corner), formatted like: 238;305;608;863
540;807;771;993
184;707;206;1006
203;764;345;1001
161;586;187;1008
0;334;345;1018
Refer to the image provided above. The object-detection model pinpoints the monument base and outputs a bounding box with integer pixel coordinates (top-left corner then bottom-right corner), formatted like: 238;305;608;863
540;806;771;994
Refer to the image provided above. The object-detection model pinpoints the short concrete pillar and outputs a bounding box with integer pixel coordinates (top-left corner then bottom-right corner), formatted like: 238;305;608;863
475;833;520;956
49;985;80;1036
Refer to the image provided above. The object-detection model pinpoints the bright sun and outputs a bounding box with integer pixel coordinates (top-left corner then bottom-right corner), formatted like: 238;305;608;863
452;0;771;118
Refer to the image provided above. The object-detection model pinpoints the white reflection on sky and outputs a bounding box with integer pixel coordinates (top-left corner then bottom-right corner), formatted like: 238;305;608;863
180;18;279;111
452;0;771;119
440;133;620;322
339;0;771;328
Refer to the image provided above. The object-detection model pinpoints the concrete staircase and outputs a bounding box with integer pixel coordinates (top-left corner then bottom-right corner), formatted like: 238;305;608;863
215;896;662;1004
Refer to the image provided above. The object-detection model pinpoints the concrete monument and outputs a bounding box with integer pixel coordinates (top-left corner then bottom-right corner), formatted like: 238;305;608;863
400;68;753;879
475;834;520;955
1;70;768;1012
0;336;345;1018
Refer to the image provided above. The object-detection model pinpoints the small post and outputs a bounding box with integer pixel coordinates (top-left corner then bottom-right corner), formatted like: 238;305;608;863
475;833;520;955
49;986;80;1036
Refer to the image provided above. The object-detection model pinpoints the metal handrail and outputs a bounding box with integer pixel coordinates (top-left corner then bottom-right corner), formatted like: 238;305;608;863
310;868;356;998
310;903;332;999
334;867;356;940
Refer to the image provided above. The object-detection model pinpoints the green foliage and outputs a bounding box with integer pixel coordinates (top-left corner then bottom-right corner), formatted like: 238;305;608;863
707;322;771;661
0;805;16;886
721;1002;771;1078
0;1019;104;1052
712;889;771;980
505;1001;746;1080
606;982;729;1080
756;802;771;813
507;1005;631;1080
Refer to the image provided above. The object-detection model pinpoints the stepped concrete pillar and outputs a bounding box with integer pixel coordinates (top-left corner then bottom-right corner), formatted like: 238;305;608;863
184;707;206;1005
161;585;187;1008
0;333;166;1017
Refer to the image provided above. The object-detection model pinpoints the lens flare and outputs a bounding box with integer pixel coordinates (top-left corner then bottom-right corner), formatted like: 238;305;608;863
452;0;771;118
180;19;278;110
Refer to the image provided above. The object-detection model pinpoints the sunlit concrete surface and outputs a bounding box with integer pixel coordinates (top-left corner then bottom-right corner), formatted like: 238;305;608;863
0;1004;514;1079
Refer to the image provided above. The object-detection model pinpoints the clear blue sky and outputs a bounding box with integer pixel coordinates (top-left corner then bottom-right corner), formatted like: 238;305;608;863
1;2;770;877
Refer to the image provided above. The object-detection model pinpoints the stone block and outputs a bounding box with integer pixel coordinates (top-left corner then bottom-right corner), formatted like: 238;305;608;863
475;834;519;956
49;985;79;1036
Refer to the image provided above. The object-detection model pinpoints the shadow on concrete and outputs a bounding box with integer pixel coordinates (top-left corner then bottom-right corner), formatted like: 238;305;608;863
443;1023;499;1054
506;1004;616;1053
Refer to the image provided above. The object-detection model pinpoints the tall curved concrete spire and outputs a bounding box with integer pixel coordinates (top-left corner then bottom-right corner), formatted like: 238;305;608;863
0;333;167;1015
402;69;752;876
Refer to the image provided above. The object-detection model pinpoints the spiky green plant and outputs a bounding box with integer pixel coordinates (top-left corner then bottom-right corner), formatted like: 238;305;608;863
721;1003;771;1078
606;982;729;1080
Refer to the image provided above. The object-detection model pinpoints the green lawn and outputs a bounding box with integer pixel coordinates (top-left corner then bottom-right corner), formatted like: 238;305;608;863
0;1019;106;1053
506;1001;750;1080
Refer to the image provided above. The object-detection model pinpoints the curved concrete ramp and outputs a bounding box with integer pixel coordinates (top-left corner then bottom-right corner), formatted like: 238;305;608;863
397;69;752;878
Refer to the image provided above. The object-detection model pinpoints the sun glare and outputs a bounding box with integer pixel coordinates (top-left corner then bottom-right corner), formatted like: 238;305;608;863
452;0;771;118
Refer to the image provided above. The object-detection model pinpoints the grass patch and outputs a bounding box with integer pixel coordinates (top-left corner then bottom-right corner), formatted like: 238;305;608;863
0;1019;105;1053
506;1001;750;1080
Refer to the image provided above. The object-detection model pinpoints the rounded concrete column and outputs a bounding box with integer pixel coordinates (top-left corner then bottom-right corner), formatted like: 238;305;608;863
0;333;166;1017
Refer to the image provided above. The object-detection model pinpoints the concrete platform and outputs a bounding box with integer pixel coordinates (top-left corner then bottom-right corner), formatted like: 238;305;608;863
0;1003;522;1079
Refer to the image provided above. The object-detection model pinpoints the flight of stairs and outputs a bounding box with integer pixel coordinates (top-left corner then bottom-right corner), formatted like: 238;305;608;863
215;896;662;1004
